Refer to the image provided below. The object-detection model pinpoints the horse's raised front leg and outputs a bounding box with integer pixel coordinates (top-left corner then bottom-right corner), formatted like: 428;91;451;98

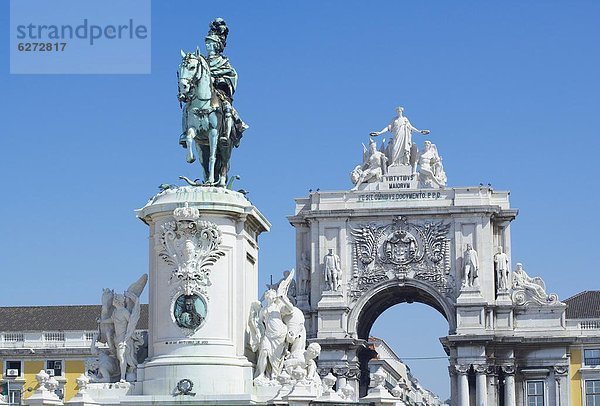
184;128;196;163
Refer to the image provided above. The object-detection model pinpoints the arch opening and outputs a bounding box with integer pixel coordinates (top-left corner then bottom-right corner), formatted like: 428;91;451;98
356;283;451;340
351;282;454;401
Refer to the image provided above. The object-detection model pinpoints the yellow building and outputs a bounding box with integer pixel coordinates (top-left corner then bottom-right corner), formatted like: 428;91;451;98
565;291;600;406
0;305;148;404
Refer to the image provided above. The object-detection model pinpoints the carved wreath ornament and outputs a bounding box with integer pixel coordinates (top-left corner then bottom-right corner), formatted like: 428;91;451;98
159;203;225;298
350;216;453;299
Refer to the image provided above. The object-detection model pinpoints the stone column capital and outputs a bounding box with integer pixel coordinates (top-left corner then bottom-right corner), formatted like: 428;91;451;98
455;364;470;375
554;365;569;376
473;364;488;374
486;364;498;375
501;365;515;375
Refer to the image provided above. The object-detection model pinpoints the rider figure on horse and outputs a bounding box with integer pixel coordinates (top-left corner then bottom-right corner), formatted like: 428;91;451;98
204;18;248;147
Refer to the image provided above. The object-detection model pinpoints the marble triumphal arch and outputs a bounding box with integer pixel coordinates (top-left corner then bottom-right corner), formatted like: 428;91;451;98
289;177;568;405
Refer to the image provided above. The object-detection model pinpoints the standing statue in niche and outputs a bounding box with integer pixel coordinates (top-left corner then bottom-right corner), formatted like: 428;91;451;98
248;270;307;385
177;18;247;187
350;139;388;191
494;246;510;291
462;244;479;288
418;141;447;188
299;251;311;297
323;248;342;291
370;106;430;168
96;274;148;383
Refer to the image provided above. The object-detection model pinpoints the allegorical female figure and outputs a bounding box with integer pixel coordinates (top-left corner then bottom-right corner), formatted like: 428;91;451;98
370;106;429;168
248;270;307;385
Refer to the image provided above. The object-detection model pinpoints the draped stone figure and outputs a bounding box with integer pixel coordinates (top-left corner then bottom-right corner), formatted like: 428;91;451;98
418;141;447;188
462;244;479;288
323;248;342;291
96;274;148;382
494;246;510;292
350;139;388;190
370;106;429;167
248;270;307;385
511;263;560;305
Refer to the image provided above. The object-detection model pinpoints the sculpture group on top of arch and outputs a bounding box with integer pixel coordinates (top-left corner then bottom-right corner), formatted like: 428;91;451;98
351;106;447;190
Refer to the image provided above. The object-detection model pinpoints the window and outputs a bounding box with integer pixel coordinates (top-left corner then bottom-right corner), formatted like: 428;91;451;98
8;389;21;406
586;380;600;406
526;381;544;406
4;361;21;377
46;360;63;377
585;349;600;367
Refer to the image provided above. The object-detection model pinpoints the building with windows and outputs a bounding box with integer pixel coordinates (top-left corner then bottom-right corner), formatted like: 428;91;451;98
566;291;600;406
0;305;148;404
1;295;599;405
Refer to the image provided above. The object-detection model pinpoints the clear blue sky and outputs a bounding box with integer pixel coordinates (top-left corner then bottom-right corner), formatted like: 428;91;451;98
1;1;599;400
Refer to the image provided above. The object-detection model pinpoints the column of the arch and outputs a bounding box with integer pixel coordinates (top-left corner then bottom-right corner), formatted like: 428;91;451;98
448;365;458;406
553;365;569;406
456;364;470;406
502;365;516;406
486;365;497;405
474;364;488;406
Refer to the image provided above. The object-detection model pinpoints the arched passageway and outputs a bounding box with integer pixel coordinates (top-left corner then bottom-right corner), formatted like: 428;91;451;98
348;281;455;398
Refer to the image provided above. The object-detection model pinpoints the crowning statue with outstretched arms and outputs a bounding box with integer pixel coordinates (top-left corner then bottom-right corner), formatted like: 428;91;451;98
370;106;430;170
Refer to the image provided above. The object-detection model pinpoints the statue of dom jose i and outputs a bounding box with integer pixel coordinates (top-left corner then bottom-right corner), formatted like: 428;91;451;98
177;18;248;188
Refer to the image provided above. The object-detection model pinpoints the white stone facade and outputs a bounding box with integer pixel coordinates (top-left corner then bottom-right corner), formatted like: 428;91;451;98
289;184;572;405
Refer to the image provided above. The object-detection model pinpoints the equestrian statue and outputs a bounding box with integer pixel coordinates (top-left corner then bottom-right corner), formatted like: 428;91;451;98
177;18;248;187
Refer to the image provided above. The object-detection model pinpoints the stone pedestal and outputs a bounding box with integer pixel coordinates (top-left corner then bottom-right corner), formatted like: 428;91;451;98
283;383;319;406
134;187;270;400
360;387;398;405
317;290;348;339
24;390;63;406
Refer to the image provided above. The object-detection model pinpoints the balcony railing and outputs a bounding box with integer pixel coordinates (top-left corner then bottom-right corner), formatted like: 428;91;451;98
0;331;99;349
580;320;600;330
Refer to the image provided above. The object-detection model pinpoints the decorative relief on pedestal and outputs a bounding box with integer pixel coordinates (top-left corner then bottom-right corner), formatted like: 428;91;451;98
173;294;207;330
159;203;226;299
511;263;560;306
349;216;453;300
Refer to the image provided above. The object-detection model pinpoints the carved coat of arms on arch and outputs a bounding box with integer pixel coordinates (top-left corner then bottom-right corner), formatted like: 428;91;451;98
350;216;453;299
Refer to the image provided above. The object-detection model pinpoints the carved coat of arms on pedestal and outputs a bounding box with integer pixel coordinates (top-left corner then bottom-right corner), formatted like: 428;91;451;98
158;203;225;332
350;216;453;299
